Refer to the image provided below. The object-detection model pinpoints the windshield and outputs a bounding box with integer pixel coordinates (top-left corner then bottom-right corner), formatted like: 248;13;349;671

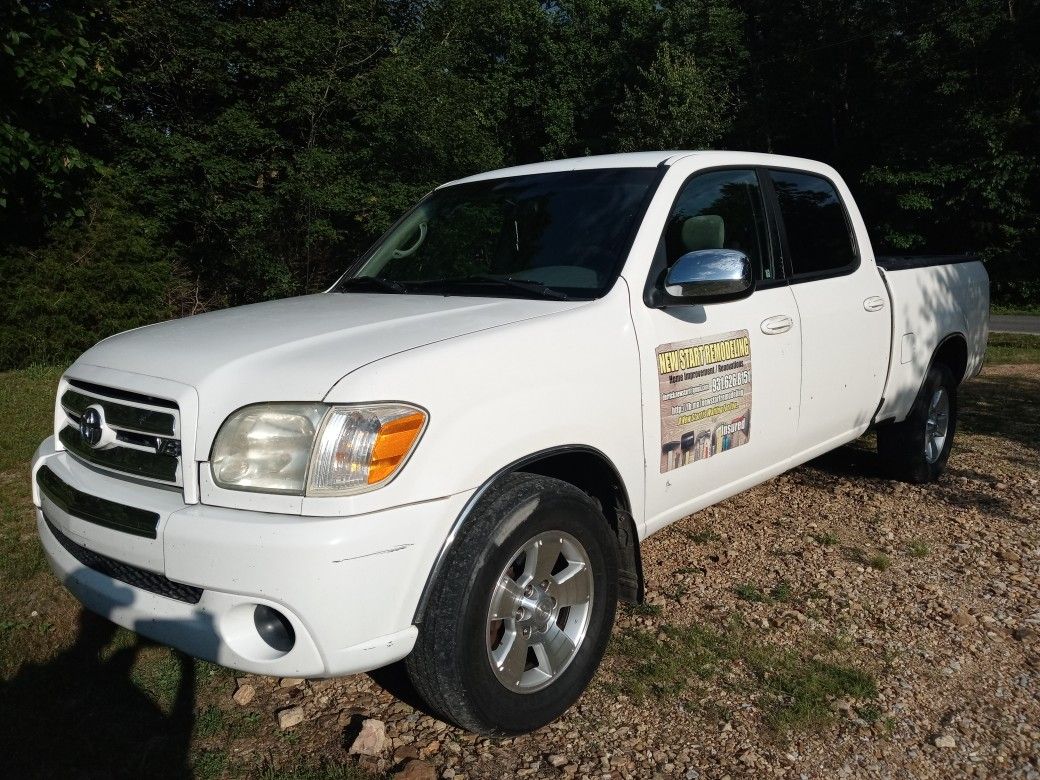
336;168;660;300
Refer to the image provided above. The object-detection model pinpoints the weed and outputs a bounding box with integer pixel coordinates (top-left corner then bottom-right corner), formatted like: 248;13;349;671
812;531;838;546
868;554;891;571
195;706;226;739
674;566;705;576
857;704;882;723
192;750;229;780
131;649;185;713
255;760;379;780
683;528;722;544
734;581;793;604
769;582;793;602
907;540;930;558
734;582;768;602
843;546;891;571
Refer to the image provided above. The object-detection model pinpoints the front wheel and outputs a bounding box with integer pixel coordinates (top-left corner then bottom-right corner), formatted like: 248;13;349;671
406;473;619;735
877;362;958;483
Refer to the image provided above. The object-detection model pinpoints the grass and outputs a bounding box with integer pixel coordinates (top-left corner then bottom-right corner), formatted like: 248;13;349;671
907;540;931;558
255;761;382;780
681;528;722;544
734;581;793;604
985;333;1040;364
607;620;877;733
991;303;1040;316
0;365;381;778
843;546;891;572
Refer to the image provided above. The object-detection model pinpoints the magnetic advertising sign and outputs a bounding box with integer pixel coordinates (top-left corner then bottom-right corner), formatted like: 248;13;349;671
657;330;752;473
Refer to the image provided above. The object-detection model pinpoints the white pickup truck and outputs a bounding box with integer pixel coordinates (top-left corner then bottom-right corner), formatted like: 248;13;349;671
31;151;988;735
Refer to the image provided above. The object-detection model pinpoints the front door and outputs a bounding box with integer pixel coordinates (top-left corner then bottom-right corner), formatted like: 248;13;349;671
625;165;802;535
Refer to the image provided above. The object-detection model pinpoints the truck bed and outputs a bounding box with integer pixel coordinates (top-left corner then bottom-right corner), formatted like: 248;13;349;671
874;256;989;423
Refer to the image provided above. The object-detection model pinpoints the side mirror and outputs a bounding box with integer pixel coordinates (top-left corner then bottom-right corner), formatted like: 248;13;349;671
664;249;754;302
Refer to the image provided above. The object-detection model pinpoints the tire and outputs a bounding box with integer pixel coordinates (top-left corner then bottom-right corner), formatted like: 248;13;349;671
406;472;619;735
877;362;957;483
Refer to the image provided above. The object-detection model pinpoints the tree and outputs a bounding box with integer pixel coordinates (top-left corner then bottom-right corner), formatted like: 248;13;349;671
0;1;119;243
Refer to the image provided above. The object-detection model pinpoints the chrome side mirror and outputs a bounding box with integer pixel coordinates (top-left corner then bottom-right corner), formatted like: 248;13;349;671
664;249;754;302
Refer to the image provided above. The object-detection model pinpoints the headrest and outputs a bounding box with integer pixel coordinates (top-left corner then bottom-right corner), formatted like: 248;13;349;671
681;214;725;251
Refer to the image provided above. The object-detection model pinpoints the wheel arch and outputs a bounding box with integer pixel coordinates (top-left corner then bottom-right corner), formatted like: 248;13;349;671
930;332;969;385
412;445;643;624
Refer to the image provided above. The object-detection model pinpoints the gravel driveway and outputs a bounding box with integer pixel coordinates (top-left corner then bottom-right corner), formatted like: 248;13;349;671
205;363;1037;780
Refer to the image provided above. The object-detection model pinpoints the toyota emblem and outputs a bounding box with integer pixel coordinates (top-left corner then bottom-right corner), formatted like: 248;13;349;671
79;407;104;448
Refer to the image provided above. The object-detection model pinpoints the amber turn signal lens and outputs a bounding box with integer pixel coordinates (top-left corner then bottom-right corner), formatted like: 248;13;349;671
368;412;426;484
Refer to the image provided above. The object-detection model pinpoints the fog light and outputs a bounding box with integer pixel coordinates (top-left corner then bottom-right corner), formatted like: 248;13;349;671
253;605;295;653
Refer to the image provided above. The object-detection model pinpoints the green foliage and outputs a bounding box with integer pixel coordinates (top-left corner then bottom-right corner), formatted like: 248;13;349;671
608;621;878;732
986;333;1040;365
0;1;119;238
0;178;178;369
0;0;1037;368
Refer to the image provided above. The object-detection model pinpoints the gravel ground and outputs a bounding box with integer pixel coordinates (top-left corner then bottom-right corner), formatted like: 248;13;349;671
4;364;1035;779
211;363;1040;780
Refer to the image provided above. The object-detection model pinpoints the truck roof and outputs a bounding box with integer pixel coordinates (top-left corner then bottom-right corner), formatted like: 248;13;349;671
443;150;837;187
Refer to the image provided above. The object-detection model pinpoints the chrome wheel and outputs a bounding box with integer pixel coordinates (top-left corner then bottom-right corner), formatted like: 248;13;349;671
924;387;949;464
486;530;593;693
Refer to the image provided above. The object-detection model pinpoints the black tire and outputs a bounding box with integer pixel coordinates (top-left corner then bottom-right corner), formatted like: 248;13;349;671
877;362;957;483
406;473;619;735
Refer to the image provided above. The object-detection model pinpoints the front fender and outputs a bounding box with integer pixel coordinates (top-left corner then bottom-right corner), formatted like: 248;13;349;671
311;283;645;524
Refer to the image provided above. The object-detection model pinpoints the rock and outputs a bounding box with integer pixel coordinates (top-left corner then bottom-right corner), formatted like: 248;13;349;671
393;759;437;780
934;734;957;749
951;611;974;627
547;754;568;767
279;677;305;688
739;749;758;766
420;739;440;757
277;706;304;730
232;683;255;706
394;744;420;762
349;718;388;756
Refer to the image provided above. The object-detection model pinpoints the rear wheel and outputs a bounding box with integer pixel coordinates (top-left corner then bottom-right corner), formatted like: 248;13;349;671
877;362;957;483
406;473;619;735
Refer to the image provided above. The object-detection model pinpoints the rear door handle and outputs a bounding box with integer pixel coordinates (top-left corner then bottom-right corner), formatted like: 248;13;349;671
760;315;794;335
864;296;885;312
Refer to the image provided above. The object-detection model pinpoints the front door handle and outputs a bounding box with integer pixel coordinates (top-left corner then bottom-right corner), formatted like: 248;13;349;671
760;314;794;335
864;296;886;312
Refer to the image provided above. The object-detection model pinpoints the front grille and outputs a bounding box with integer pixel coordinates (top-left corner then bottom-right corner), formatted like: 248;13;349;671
45;516;203;605
68;379;178;410
37;465;160;538
59;380;182;486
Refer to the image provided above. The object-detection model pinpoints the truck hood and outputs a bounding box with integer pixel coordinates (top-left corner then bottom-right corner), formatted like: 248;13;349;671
75;292;582;404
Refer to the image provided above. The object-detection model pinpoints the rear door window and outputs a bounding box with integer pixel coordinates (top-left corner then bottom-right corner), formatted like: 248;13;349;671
769;170;858;278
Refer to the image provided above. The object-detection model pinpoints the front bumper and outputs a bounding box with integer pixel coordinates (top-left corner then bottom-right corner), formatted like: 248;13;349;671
33;437;471;677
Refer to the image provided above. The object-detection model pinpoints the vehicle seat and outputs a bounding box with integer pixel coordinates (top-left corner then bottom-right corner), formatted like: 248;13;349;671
681;214;725;251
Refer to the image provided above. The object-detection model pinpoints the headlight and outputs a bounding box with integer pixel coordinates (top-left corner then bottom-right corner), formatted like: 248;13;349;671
210;402;427;497
211;403;327;494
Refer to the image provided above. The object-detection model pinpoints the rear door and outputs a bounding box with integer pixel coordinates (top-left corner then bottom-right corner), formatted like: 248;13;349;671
627;165;802;534
765;168;889;453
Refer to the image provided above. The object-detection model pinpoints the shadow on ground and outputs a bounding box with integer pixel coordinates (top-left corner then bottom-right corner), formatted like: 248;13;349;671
0;608;197;779
958;369;1040;453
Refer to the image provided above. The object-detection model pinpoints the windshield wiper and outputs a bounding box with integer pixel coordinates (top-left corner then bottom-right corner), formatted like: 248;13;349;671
432;275;569;300
336;276;410;294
